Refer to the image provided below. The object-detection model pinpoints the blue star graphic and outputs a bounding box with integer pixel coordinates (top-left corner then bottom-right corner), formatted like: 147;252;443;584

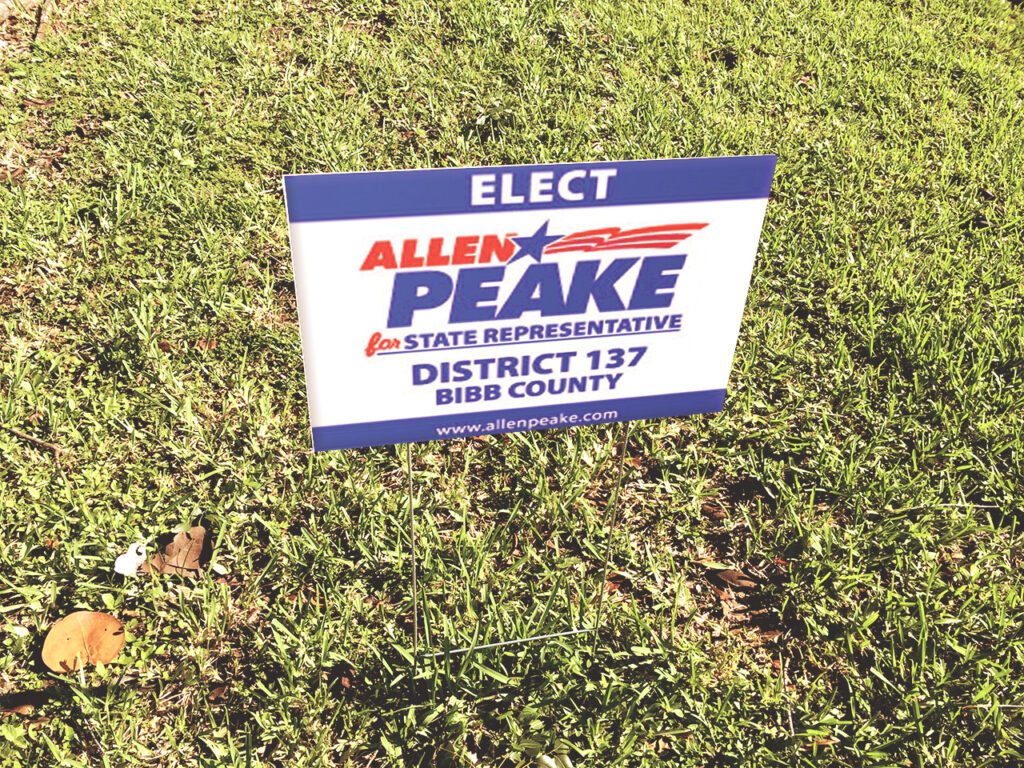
509;221;563;263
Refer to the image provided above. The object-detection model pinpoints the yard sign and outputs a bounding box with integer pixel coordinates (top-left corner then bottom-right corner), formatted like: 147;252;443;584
284;156;776;451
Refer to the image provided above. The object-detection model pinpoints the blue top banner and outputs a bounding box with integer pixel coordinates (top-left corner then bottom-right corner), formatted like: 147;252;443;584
284;156;776;223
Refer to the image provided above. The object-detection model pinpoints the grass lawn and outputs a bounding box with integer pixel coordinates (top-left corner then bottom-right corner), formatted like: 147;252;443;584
2;0;1023;765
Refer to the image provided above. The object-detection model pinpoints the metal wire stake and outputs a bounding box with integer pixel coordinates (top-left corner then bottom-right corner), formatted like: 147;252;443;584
426;628;594;658
591;421;634;655
407;442;418;658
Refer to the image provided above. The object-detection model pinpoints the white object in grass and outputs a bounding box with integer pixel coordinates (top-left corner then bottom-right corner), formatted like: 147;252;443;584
114;543;147;576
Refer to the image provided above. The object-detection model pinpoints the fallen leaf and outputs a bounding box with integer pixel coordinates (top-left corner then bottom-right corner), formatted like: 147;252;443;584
157;340;172;353
709;584;736;604
195;339;218;351
715;569;759;590
0;168;25;183
42;612;125;673
207;684;229;702
0;685;55;717
143;526;209;576
605;571;631;596
327;663;362;697
113;542;147;576
44;538;60;549
709;584;745;622
1;703;34;716
701;503;728;521
344;86;357;97
811;737;840;747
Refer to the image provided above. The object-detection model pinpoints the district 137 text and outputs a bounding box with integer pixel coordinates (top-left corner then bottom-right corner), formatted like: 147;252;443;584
413;346;647;405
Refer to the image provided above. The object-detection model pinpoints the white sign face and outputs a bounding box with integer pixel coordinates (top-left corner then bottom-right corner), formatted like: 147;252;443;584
284;157;775;451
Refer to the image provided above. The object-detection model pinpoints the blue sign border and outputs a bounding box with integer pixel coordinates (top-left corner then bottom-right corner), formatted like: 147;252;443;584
285;156;776;223
311;389;726;451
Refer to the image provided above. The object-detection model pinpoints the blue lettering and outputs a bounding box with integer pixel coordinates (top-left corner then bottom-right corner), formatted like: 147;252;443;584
388;271;453;327
564;258;638;314
629;255;686;310
387;255;679;327
449;267;503;323
495;264;565;320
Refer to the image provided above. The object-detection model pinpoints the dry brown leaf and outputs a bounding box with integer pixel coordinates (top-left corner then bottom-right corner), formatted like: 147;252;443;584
41;612;125;673
709;584;747;623
716;569;759;590
144;526;208;576
605;571;631;598
207;684;229;702
709;584;737;605
1;703;34;716
328;664;361;697
701;503;728;521
811;737;840;747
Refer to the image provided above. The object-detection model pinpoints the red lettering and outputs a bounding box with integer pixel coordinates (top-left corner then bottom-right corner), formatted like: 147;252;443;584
479;234;516;264
363;234;517;270
365;332;401;357
360;241;397;270
399;239;423;269
451;235;479;265
426;237;450;267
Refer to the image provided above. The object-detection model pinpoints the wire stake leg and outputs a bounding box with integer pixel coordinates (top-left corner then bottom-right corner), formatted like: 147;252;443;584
591;422;633;655
407;442;419;657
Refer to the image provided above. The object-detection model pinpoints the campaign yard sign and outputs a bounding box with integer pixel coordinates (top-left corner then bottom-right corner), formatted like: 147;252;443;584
284;156;776;452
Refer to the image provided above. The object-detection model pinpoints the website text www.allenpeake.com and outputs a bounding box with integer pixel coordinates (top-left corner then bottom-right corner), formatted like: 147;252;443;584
435;409;619;437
